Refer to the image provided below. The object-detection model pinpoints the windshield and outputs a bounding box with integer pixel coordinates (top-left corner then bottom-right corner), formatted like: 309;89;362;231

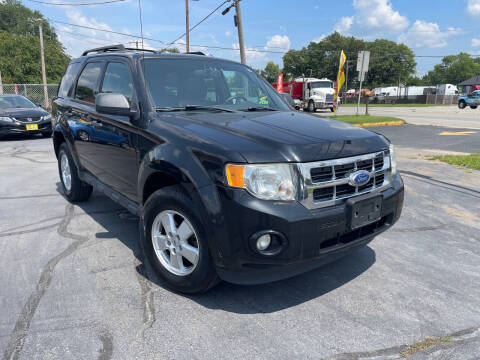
142;58;289;111
0;96;36;109
310;81;333;89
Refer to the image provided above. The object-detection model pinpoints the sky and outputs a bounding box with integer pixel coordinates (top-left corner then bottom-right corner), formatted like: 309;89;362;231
23;0;480;77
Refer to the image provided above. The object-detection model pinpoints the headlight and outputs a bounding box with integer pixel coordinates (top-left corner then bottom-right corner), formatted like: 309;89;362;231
41;114;51;121
0;116;14;123
225;163;296;201
389;144;397;174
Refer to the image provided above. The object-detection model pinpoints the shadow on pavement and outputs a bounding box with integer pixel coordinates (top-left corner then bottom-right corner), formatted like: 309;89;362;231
0;133;48;141
57;185;376;314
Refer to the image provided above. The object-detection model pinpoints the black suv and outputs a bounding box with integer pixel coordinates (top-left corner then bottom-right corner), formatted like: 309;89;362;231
52;45;404;293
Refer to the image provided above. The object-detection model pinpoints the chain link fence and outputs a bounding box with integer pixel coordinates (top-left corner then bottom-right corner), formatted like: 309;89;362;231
0;84;59;108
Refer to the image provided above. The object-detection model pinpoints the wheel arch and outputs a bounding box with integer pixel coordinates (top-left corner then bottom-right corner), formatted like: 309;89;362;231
53;128;66;158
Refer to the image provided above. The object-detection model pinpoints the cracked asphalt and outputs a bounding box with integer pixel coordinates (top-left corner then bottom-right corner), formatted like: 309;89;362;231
0;131;479;360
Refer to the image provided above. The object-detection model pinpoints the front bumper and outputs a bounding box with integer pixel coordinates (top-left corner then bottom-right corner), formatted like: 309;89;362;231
0;120;52;135
213;174;404;285
315;101;334;109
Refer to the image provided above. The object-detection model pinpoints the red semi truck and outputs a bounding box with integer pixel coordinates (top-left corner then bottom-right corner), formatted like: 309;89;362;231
273;77;335;112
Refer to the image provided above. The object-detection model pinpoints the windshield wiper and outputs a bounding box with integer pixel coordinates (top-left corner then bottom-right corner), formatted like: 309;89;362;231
156;105;235;113
240;107;277;112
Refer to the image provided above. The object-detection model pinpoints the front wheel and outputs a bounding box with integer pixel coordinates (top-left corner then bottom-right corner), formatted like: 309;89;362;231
470;105;477;109
330;107;335;112
57;143;93;202
308;100;315;112
141;186;219;293
41;131;52;138
458;101;466;109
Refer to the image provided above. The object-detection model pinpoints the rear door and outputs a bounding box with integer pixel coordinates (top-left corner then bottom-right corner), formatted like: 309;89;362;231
70;61;105;174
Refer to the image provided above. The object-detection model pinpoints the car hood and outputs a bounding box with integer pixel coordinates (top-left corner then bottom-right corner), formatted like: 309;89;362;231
159;110;389;163
0;107;49;118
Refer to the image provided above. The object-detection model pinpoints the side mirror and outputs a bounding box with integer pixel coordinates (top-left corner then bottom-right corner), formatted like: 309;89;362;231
95;93;136;118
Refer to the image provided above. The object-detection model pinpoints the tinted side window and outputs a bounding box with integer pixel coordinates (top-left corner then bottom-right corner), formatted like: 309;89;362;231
75;62;103;103
101;62;134;103
58;62;82;98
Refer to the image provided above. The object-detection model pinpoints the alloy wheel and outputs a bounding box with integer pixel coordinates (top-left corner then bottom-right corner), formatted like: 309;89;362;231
151;210;200;276
60;153;72;192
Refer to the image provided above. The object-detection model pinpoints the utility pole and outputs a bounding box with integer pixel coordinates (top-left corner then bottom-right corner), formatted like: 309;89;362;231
37;20;49;108
0;71;3;95
185;0;190;53
234;0;246;64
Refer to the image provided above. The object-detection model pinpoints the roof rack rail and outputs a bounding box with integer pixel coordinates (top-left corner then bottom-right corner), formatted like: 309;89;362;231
186;51;205;56
81;44;157;56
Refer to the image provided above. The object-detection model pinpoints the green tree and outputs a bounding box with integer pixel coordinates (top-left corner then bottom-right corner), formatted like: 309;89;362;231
0;0;69;83
283;32;365;85
365;39;416;88
422;53;480;85
282;32;416;89
261;61;281;83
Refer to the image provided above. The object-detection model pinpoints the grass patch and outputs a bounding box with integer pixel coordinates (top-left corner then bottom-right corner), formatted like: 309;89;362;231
340;103;444;107
430;153;480;171
328;114;405;125
400;336;453;358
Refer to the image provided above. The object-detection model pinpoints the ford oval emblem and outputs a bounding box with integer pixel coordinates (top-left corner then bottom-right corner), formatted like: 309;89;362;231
348;170;371;187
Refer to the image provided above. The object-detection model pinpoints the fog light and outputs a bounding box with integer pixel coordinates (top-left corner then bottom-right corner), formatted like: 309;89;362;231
256;234;271;251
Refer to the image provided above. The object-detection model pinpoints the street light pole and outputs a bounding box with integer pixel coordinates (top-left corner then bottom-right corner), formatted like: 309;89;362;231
37;20;49;109
185;0;190;53
234;0;246;64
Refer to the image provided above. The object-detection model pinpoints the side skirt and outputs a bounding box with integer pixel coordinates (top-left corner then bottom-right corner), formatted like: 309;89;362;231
79;171;141;216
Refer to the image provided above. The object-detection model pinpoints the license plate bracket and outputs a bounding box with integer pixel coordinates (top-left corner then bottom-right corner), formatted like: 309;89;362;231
346;194;383;230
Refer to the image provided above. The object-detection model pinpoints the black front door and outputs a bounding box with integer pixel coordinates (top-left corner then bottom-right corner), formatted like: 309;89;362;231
86;60;140;201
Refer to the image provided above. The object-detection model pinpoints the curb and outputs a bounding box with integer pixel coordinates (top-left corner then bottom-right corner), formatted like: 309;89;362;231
355;120;405;127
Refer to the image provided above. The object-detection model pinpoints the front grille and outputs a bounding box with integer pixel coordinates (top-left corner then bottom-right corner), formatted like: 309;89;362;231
326;94;333;102
298;150;392;209
14;117;41;123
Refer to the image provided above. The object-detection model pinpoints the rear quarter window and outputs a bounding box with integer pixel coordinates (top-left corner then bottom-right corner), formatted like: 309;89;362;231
58;62;82;98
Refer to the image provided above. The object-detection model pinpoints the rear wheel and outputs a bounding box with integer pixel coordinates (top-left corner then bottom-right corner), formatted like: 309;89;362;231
470;105;477;109
141;186;219;293
58;143;92;202
458;100;466;109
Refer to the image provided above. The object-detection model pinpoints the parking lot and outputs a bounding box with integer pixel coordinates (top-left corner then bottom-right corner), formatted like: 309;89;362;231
1;118;479;359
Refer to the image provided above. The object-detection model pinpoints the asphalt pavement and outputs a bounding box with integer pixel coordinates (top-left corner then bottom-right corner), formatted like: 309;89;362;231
0;133;479;360
333;105;480;130
369;125;480;154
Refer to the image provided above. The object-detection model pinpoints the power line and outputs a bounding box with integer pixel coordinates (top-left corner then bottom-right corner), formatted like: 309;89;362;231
47;18;480;59
27;0;125;5
49;18;166;44
169;0;231;45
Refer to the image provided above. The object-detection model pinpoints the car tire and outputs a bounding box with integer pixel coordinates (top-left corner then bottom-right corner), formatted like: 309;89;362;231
458;101;466;109
470;105;477;109
141;186;219;294
41;131;52;138
57;143;93;202
308;100;315;112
